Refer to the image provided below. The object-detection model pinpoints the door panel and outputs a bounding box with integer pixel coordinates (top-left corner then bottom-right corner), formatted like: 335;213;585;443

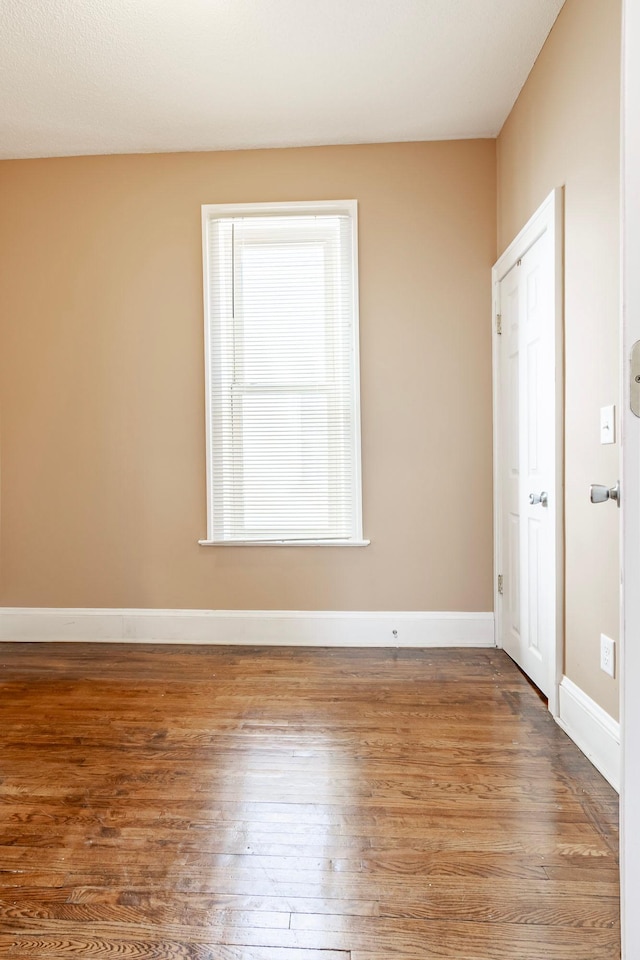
527;515;541;658
508;512;520;637
498;229;555;695
501;265;522;665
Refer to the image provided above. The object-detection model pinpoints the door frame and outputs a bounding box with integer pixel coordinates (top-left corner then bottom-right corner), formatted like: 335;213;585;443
621;0;639;954
492;188;564;716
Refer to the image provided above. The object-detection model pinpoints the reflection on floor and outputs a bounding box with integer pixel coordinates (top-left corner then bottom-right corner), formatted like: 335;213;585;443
0;643;620;959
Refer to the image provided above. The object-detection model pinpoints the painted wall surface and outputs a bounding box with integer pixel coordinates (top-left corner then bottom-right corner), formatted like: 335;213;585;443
498;0;622;718
0;140;496;612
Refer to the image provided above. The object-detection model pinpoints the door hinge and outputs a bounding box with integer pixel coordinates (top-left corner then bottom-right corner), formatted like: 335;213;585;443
631;340;640;417
497;574;504;595
496;314;502;335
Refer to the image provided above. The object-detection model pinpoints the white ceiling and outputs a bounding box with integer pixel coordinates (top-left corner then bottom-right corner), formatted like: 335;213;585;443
0;0;565;160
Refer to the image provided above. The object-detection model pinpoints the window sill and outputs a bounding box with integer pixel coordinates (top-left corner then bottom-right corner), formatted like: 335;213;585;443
198;538;370;547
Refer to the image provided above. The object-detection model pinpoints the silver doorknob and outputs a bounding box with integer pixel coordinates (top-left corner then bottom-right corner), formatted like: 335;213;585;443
590;482;621;507
529;491;549;507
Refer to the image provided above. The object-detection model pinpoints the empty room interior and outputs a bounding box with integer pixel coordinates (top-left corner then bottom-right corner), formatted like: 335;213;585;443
1;0;639;958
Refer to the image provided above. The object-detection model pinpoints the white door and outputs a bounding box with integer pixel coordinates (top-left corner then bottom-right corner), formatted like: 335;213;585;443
494;191;563;706
622;0;640;954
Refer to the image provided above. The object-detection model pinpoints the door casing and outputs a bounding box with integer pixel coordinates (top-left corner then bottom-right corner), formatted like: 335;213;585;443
492;188;564;716
622;0;640;953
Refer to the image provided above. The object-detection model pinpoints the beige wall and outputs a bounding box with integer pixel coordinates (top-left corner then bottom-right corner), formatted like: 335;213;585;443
0;140;496;612
498;0;622;718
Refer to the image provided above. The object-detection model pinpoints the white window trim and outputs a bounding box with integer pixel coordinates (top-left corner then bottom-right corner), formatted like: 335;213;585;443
199;199;368;547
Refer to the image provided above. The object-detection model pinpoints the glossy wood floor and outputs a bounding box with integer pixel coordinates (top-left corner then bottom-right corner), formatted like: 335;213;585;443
0;644;620;959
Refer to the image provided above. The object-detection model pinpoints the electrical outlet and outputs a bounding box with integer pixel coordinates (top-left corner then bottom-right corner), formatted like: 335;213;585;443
600;634;615;678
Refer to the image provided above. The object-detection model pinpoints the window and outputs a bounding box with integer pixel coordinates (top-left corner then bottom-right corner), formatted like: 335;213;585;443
200;200;366;545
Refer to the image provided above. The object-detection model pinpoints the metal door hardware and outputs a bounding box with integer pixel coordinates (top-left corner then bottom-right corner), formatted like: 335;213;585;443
590;482;621;507
529;491;549;507
632;341;640;417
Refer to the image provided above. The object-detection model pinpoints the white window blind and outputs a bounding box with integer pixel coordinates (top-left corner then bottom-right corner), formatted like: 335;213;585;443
201;201;365;545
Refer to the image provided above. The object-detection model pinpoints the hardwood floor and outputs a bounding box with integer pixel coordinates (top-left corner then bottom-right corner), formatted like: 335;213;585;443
0;644;619;959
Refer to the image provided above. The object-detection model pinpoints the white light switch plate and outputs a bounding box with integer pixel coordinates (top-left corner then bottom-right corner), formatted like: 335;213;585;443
600;405;616;444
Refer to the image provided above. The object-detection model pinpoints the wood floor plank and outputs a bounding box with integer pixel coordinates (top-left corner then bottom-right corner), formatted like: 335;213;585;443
0;937;350;960
0;643;620;958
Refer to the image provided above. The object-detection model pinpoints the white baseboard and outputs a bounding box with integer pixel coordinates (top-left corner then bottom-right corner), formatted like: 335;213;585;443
0;607;495;649
556;675;620;792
